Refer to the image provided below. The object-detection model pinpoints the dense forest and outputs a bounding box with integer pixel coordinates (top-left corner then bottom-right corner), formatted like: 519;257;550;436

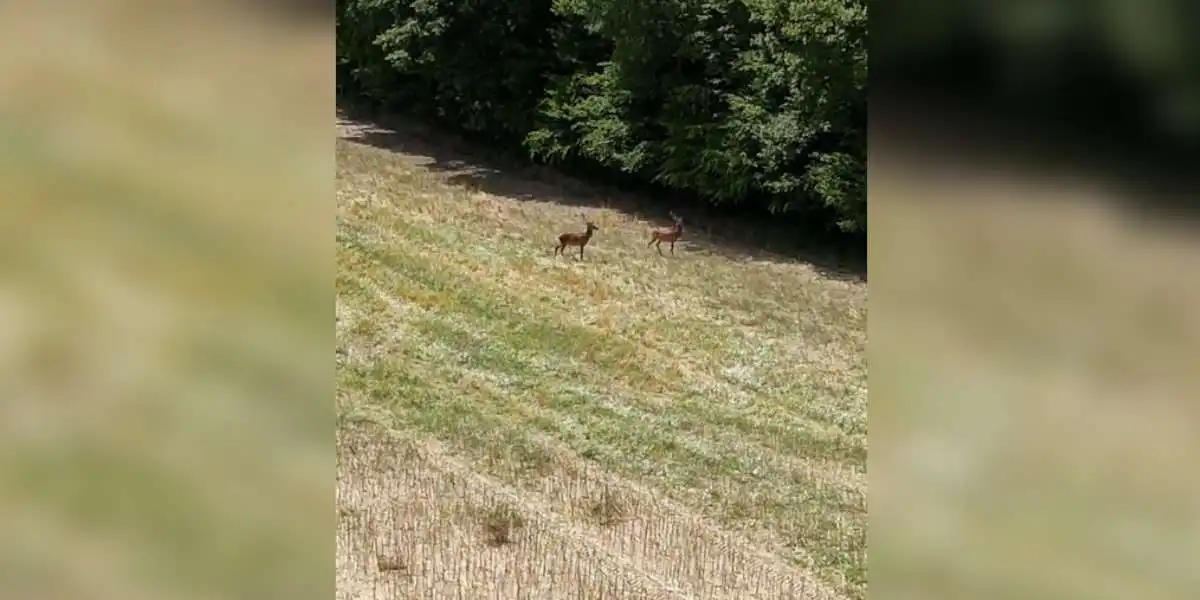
336;0;867;235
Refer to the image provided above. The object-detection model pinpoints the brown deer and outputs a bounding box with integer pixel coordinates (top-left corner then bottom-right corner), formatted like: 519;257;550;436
648;211;684;255
555;214;599;259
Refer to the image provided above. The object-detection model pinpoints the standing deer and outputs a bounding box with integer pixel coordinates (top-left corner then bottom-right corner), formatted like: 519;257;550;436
555;214;599;260
648;211;684;255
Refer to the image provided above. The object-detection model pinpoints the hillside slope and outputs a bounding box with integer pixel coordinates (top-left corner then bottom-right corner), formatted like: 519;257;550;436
335;115;868;600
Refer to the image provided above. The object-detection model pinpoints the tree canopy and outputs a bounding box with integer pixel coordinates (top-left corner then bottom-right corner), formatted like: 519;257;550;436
338;0;867;233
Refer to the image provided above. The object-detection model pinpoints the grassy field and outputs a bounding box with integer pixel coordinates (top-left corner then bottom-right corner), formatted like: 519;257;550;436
335;114;867;599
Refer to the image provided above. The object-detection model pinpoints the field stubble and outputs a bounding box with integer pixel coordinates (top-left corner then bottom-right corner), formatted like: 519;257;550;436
336;115;867;599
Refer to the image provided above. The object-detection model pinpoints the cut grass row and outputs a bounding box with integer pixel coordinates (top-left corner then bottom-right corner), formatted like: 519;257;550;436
336;137;867;598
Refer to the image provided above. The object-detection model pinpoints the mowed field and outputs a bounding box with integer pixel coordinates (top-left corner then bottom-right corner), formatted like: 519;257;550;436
335;115;867;600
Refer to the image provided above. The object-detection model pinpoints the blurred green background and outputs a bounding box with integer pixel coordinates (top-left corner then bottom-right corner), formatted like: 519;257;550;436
873;1;1200;599
0;2;331;599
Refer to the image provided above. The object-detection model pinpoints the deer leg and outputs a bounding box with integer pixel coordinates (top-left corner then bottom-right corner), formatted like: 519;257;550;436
656;240;663;255
669;241;676;254
579;245;585;260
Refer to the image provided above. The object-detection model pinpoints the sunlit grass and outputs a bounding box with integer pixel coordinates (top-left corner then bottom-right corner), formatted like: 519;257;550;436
336;131;867;599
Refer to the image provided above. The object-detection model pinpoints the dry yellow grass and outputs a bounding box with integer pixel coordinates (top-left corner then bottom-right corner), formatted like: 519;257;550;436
336;112;867;599
338;424;841;599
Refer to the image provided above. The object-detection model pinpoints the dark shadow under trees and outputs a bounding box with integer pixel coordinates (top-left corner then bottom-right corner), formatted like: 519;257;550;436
337;102;866;282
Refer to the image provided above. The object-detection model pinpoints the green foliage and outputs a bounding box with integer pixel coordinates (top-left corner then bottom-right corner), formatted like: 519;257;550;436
337;0;867;232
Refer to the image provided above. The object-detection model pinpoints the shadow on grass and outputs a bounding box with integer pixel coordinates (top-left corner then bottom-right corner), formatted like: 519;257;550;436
337;103;866;282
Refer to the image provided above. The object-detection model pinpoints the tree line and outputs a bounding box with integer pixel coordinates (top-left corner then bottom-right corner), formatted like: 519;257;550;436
337;0;867;235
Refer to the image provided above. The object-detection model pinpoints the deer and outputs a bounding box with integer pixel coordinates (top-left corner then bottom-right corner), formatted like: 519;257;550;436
554;214;600;260
648;211;684;255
